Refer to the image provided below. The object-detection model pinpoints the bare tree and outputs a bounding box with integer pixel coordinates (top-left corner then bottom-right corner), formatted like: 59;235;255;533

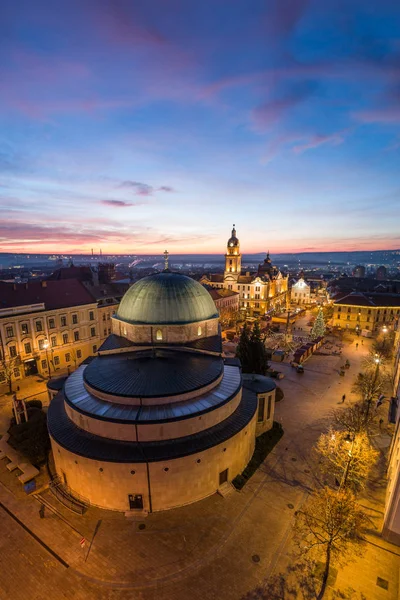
294;487;370;600
0;352;20;395
331;401;376;435
315;429;378;492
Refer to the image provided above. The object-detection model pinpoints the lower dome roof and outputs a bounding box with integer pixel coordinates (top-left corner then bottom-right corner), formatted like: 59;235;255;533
83;350;223;399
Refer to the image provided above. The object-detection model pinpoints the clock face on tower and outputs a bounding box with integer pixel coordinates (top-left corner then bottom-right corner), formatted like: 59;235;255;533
229;243;233;247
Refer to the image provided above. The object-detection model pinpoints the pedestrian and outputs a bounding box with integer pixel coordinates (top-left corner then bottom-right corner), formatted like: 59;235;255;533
39;504;45;519
342;394;346;403
361;339;363;345
356;343;358;350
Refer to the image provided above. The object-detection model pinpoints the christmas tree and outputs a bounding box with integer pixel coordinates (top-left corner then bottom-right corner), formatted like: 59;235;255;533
311;307;326;339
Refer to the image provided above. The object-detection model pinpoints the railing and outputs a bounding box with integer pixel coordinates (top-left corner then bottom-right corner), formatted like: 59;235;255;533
48;476;89;515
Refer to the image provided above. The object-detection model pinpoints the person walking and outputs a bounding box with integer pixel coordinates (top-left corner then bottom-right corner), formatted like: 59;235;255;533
341;394;346;403
356;342;358;350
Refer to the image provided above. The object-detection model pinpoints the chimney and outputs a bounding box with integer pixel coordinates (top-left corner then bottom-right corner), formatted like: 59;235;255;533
41;281;47;288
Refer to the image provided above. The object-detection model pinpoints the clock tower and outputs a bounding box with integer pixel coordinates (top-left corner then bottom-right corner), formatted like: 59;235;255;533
224;224;241;283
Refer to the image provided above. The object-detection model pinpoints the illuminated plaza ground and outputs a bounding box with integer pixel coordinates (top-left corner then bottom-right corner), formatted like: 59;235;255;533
0;335;398;600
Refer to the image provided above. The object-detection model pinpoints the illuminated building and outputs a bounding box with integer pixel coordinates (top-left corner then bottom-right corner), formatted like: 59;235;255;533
290;278;311;305
47;267;276;512
201;225;289;316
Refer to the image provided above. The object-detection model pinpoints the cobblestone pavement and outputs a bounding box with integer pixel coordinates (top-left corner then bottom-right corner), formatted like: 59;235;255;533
0;335;398;600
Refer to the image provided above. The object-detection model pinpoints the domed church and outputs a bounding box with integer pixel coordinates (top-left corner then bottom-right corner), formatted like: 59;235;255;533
48;259;276;513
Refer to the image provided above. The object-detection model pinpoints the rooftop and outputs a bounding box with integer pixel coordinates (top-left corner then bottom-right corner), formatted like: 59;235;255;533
334;292;400;308
116;272;219;325
0;279;97;313
83;349;223;399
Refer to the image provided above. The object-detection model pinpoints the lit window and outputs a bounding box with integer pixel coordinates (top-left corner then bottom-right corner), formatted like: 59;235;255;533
198;326;202;336
156;329;163;341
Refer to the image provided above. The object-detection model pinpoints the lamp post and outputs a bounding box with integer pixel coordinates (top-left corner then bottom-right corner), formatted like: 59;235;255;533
43;339;51;379
365;354;380;421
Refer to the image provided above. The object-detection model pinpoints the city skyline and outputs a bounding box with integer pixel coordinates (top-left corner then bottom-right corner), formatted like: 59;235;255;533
1;1;400;254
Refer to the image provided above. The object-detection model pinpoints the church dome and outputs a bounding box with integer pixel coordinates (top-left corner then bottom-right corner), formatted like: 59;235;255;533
116;272;219;325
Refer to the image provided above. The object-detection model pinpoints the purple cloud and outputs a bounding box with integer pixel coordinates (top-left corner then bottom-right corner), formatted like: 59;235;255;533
252;82;318;131
293;132;346;154
101;199;135;207
119;180;154;195
118;181;174;195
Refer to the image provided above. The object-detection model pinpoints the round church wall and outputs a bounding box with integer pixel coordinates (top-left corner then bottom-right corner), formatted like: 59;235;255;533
112;317;219;345
64;387;242;442
50;413;256;513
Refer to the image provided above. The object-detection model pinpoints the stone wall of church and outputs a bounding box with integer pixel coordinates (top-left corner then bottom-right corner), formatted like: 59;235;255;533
50;409;257;513
112;316;219;344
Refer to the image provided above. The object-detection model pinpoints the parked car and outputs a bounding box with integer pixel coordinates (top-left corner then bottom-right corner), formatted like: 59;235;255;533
296;365;304;374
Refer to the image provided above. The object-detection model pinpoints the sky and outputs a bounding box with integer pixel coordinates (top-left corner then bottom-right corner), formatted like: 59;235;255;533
1;0;400;255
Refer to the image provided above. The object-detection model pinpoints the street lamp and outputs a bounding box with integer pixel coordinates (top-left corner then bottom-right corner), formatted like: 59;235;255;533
43;339;51;379
365;355;381;420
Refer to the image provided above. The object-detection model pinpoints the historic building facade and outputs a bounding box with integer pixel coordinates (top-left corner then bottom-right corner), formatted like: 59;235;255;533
332;292;400;333
48;270;276;513
383;317;400;545
290;278;311;305
0;280;101;391
201;226;289;317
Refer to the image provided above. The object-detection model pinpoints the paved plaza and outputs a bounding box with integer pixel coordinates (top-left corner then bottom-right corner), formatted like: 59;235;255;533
0;334;399;599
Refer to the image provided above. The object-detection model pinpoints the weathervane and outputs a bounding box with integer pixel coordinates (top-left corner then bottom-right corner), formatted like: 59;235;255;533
163;249;169;271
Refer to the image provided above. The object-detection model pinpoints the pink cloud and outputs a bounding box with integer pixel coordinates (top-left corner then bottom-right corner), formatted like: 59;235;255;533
292;132;346;154
353;107;400;124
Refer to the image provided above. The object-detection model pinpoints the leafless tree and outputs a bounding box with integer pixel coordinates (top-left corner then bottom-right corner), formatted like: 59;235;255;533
331;401;376;435
294;488;370;600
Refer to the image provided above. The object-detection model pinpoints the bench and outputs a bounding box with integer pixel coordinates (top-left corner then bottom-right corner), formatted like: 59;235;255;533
17;463;39;484
6;461;19;472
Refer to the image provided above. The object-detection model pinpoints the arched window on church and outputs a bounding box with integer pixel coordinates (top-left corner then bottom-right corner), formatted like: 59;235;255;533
197;326;202;336
156;329;163;341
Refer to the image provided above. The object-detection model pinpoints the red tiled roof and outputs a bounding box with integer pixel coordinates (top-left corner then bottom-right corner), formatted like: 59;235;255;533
207;288;239;300
208;274;224;283
334;292;400;308
0;279;97;312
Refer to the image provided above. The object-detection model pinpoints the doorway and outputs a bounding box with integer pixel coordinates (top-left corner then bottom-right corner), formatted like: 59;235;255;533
219;468;228;486
128;494;144;510
24;359;38;377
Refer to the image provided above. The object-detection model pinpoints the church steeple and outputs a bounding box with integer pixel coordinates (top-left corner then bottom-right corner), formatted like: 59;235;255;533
224;224;241;282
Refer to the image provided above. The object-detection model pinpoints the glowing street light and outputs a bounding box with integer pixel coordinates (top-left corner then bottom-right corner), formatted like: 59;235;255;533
43;338;51;378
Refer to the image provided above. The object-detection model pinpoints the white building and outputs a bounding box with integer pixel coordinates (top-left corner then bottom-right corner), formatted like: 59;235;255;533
290;278;311;305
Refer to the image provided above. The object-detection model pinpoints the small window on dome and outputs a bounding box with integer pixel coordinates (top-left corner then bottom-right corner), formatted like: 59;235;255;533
156;329;163;341
197;326;202;336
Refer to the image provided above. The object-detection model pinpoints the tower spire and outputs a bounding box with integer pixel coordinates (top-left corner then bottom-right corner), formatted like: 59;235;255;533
163;249;169;271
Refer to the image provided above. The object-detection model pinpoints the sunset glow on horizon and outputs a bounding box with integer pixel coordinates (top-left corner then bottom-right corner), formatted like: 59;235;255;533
1;1;400;255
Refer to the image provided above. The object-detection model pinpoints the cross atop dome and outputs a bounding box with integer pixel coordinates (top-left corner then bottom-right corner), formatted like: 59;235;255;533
163;249;169;271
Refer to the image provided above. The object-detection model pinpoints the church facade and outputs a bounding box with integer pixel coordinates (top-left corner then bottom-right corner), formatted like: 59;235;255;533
47;268;277;513
201;226;289;317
